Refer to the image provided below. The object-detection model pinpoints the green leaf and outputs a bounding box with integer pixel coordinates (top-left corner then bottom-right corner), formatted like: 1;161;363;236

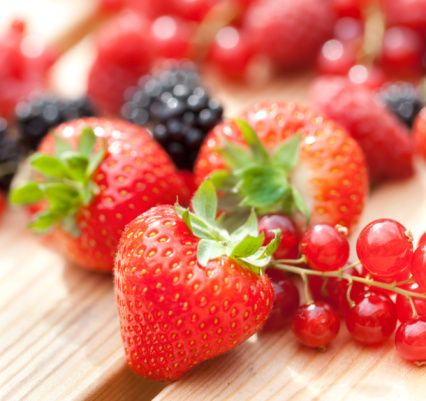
28;211;62;232
262;229;281;257
61;215;81;237
229;234;264;258
30;154;69;179
234;119;270;165
209;170;237;192
87;137;107;176
215;137;253;170
272;132;301;171
292;186;310;224
63;152;89;181
230;209;258;242
9;183;44;204
197;239;226;266
53;134;73;156
192;179;217;224
177;207;215;240
79;126;96;157
236;166;290;208
42;183;81;210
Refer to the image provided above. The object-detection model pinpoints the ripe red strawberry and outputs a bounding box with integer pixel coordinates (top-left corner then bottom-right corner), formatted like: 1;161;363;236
87;11;154;115
115;180;277;381
309;75;414;183
242;0;336;69
10;117;190;271
414;107;426;160
194;101;369;233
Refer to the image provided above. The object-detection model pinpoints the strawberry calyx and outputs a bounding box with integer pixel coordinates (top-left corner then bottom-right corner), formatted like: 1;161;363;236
210;118;309;225
10;126;107;235
174;179;281;276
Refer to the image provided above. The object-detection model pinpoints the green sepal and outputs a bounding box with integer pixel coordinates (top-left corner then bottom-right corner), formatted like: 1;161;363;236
11;126;108;237
272;132;301;172
192;179;217;224
197;239;227;267
229;234;265;259
9;183;44;204
209;170;238;192
291;186;310;225
30;154;69;179
215;138;253;170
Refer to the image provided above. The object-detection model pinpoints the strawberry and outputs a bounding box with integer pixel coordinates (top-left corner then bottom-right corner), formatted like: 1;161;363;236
242;0;336;69
309;75;415;183
115;180;277;381
194;101;369;233
10;117;190;271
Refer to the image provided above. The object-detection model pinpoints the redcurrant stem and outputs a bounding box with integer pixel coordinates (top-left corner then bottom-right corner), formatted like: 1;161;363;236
346;278;355;308
301;272;313;304
274;256;307;265
408;296;419;320
320;277;329;297
271;262;426;301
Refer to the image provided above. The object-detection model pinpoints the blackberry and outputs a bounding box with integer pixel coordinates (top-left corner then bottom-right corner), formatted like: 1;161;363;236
121;60;224;170
0;118;22;193
380;82;423;129
15;93;97;152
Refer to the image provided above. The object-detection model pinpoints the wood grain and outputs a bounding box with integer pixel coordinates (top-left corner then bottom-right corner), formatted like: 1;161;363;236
2;1;426;401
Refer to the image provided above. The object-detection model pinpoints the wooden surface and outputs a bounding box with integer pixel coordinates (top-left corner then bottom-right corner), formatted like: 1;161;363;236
1;2;426;401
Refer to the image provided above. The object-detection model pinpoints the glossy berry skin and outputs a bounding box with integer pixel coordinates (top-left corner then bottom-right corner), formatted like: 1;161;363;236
316;39;357;76
361;265;411;296
114;205;274;381
291;302;340;348
419;231;426;246
410;242;426;291
309;75;414;183
308;266;364;317
258;214;300;260
38;118;190;271
243;0;336;69
414;108;426;161
263;268;300;330
395;283;426;323
345;291;397;345
383;0;426;36
300;224;350;271
356;219;413;278
194;101;368;233
395;318;426;364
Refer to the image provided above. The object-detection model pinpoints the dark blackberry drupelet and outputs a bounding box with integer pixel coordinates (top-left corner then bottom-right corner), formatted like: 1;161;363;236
379;82;423;129
0;118;23;193
15;94;97;152
121;61;224;170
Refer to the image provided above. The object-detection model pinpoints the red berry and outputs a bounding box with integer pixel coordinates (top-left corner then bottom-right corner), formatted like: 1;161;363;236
356;219;414;278
316;39;358;75
149;16;193;61
308;266;364;317
258;214;300;260
395;317;426;364
333;17;364;42
380;27;425;79
347;64;387;89
243;0;336;69
419;231;426;246
345;291;397;345
383;0;426;36
292;302;340;348
310;75;414;182
332;0;363;19
410;242;426;291
263;269;300;330
395;283;426;323
207;27;254;81
414;107;426;161
300;224;350;272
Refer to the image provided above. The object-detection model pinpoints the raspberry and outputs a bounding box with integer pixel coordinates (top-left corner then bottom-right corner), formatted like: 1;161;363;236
309;75;414;182
243;0;336;69
379;82;423;129
121;61;223;170
15;93;97;152
87;11;154;115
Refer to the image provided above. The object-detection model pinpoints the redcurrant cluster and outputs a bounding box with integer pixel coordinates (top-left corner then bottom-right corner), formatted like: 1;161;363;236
262;216;426;365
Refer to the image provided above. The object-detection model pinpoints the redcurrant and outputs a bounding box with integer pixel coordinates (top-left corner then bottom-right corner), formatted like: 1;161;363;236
395;282;426;323
411;242;426;291
395;317;426;365
291;301;340;348
361;265;411;296
316;39;357;75
263;268;300;330
356;218;413;277
258;213;300;260
345;291;397;345
300;224;350;271
308;266;364;317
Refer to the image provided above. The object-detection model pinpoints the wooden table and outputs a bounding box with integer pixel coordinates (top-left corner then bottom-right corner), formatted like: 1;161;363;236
1;2;426;400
